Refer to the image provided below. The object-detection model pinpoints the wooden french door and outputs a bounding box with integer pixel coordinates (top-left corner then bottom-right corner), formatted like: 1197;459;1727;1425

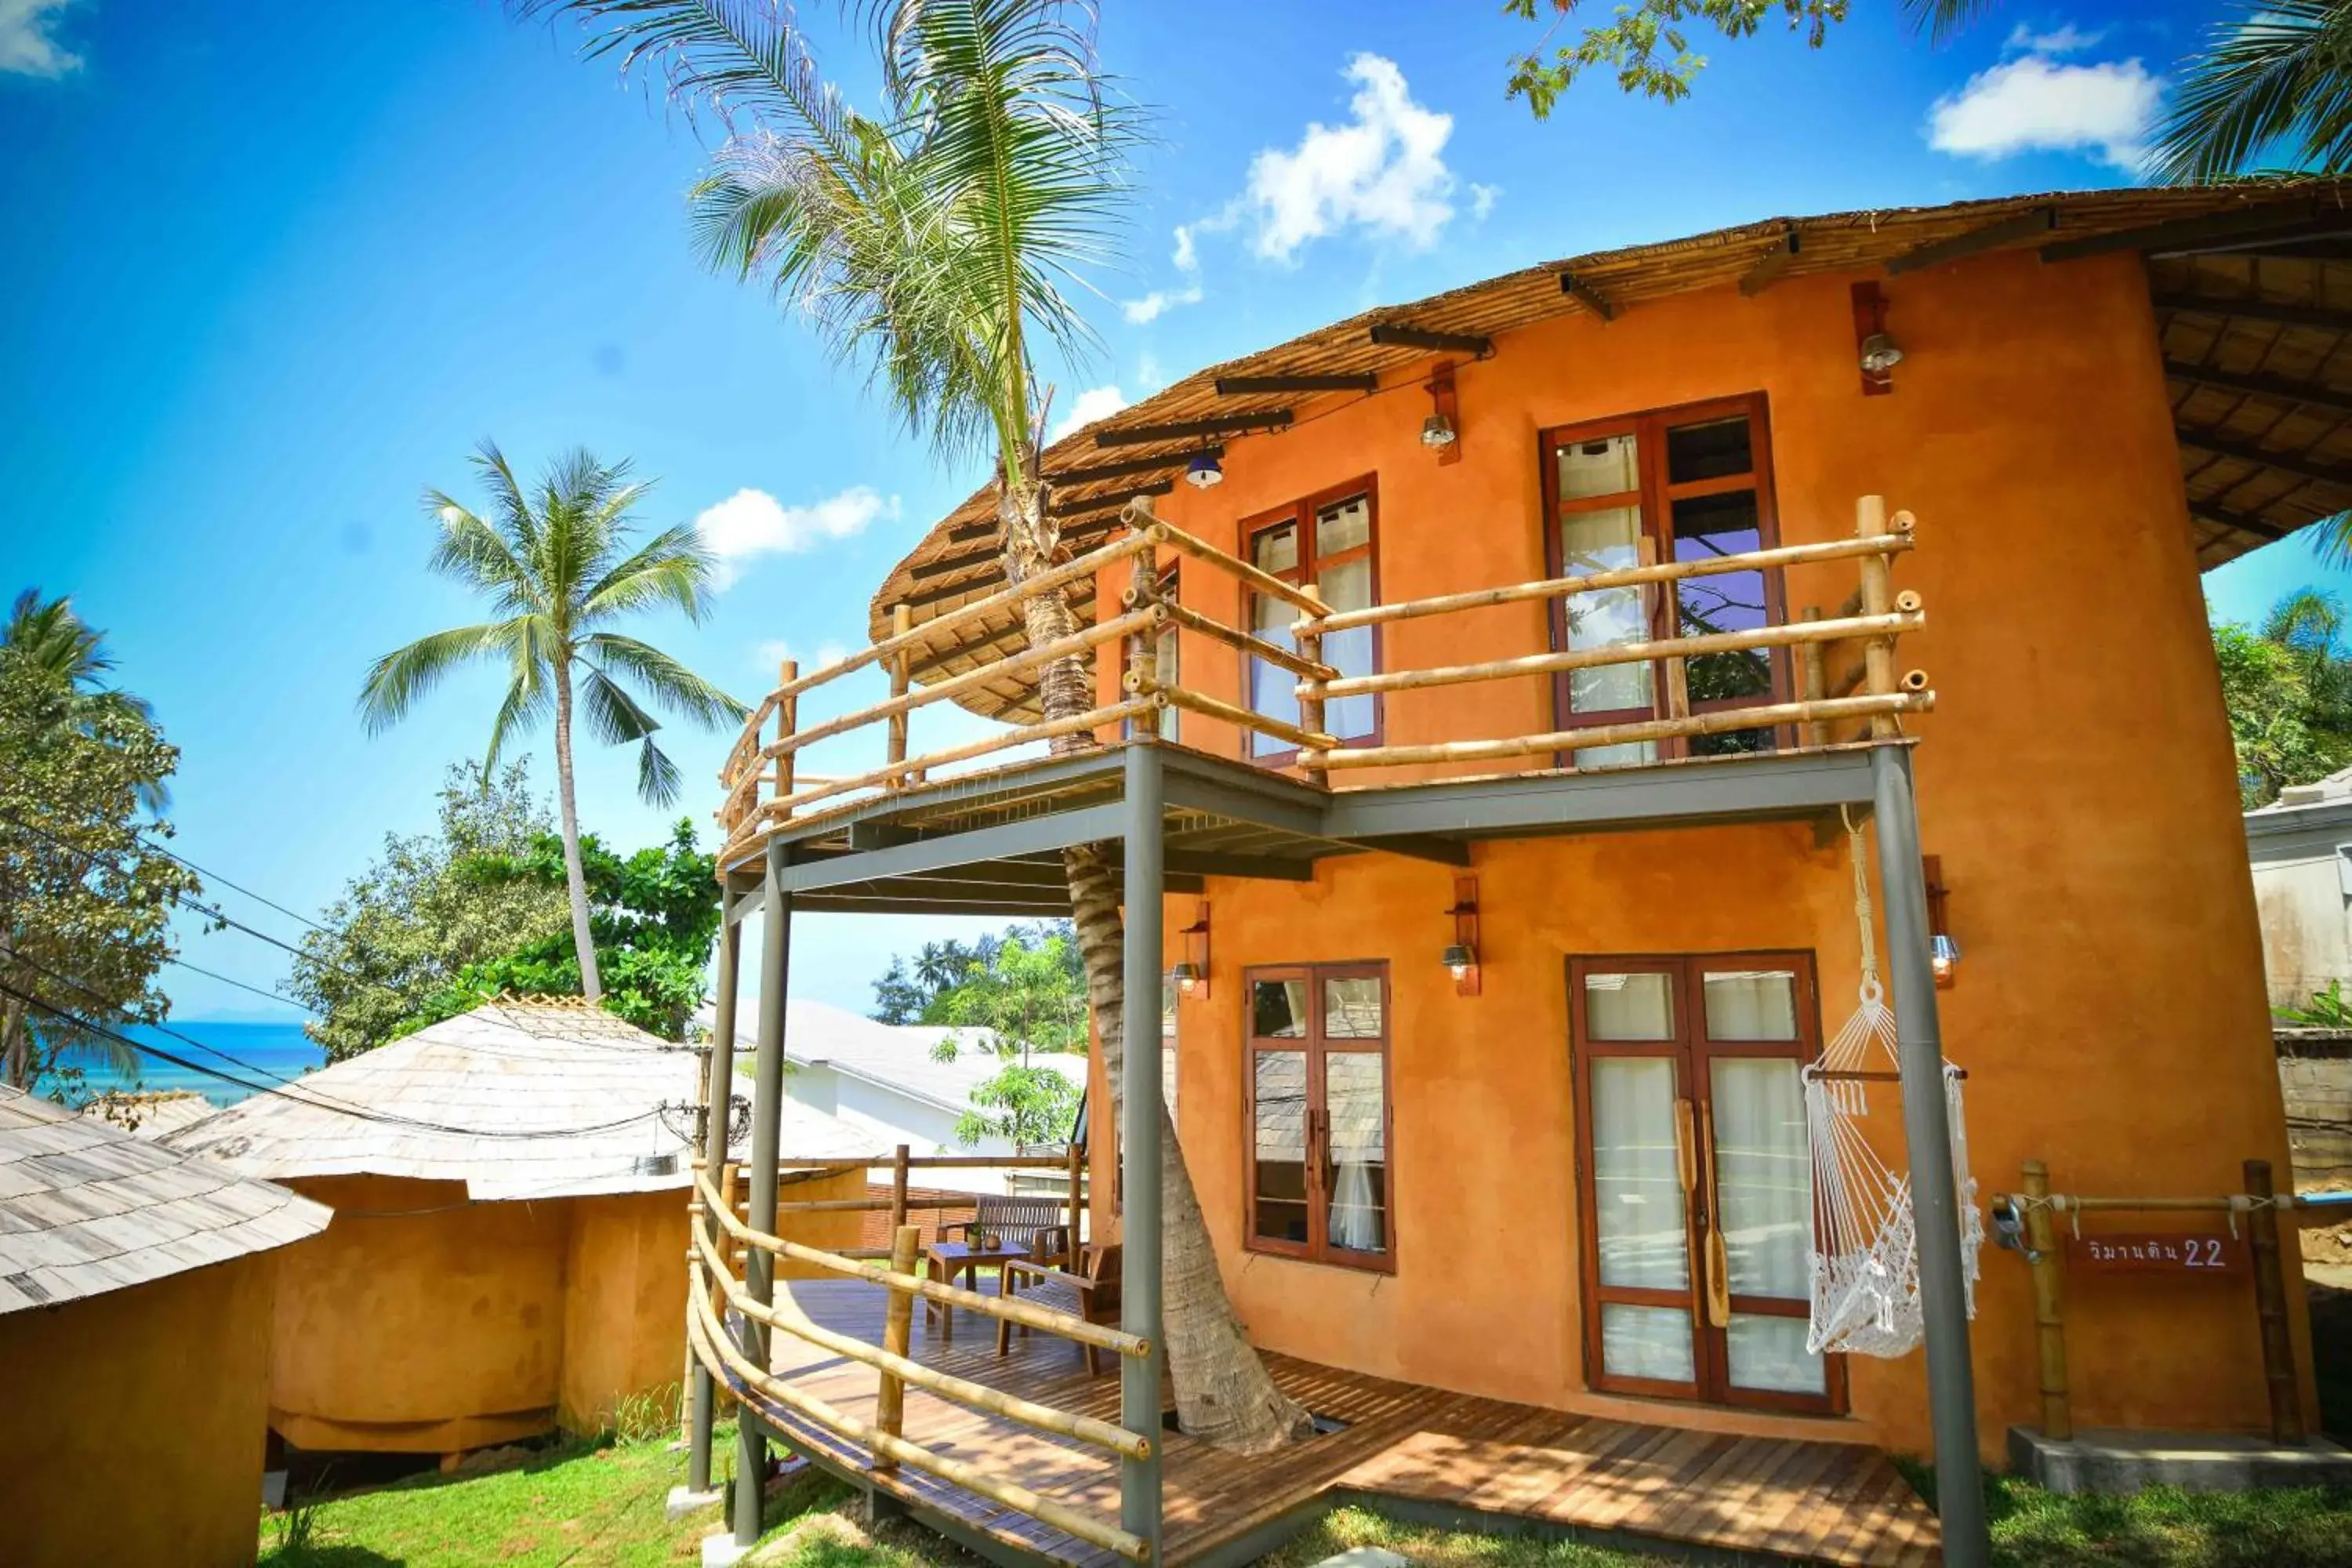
1568;953;1843;1414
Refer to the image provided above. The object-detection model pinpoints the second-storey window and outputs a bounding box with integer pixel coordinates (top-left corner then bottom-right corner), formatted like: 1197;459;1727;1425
1244;479;1379;760
1542;395;1786;768
1246;962;1392;1271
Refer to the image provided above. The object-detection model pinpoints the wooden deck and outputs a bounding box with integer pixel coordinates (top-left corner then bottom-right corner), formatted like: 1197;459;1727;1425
729;1279;1941;1567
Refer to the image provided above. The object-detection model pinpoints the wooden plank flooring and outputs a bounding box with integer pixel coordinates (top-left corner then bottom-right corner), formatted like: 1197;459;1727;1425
741;1280;1940;1567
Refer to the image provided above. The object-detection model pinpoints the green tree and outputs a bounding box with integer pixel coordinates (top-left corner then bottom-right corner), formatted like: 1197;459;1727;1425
535;0;1312;1447
0;631;199;1096
287;760;572;1062
2214;588;2352;808
923;930;1086;1149
5;590;169;811
361;444;747;1004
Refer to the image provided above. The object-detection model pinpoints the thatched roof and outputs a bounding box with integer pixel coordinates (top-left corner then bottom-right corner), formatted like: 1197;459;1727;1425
866;181;2352;724
0;1085;329;1315
164;999;705;1200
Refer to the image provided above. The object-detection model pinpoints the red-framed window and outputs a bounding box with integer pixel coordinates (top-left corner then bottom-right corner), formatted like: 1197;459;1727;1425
1243;477;1381;763
1243;961;1394;1272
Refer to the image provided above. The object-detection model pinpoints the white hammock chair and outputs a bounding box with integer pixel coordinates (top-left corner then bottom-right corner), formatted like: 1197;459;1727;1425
1802;810;1984;1359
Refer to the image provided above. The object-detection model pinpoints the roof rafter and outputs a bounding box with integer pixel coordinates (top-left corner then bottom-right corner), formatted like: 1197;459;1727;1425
2165;360;2352;418
1367;322;1493;355
1214;372;1380;394
1556;272;1616;321
1737;229;1802;297
1885;206;2055;275
1095;412;1292;447
2154;292;2352;333
2178;425;2352;489
2042;200;2321;262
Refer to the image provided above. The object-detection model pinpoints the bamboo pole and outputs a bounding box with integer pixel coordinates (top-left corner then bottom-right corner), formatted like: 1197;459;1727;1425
1798;608;1828;748
777;1196;1003;1214
697;1171;1148;1356
1125;673;1338;753
1301;609;1922;702
1148;595;1336;681
2247;1159;2307;1445
885;605;913;790
1144;520;1330;616
768;1154;1080;1172
1295;579;1329;787
1298;532;1915;636
1065;1142;1084;1268
772;659;800;811
685;1290;1149;1562
2020;1160;2071;1441
872;1224;920;1472
890;1143;911;1237
1857;497;1900;739
1302;691;1933;771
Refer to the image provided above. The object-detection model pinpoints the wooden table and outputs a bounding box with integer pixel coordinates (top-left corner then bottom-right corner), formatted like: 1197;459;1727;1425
922;1238;1029;1340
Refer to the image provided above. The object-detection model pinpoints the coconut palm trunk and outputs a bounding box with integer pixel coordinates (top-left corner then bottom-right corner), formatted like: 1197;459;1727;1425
548;659;606;1002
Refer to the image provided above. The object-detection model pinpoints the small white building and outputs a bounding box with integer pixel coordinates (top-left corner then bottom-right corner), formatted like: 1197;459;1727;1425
696;998;1086;1190
2246;765;2352;1011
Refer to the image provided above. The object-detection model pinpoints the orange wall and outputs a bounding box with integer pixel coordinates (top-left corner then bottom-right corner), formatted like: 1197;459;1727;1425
559;1186;690;1436
1088;250;2302;1457
0;1254;281;1568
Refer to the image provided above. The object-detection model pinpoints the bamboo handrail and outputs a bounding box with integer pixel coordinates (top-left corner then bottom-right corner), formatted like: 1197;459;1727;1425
1123;673;1338;752
685;1290;1148;1561
1301;691;1933;770
1142;519;1331;616
1295;532;1916;637
1301;609;1926;701
1145;595;1338;682
688;1223;1150;1460
777;1195;1014;1214
695;1172;1147;1356
755;1153;1086;1171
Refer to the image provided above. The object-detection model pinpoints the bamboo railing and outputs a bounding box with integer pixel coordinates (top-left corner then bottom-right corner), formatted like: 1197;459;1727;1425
714;494;1931;859
687;1149;1149;1561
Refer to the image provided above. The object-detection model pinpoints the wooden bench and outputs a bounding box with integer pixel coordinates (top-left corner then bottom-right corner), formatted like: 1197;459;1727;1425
996;1238;1123;1375
946;1195;1074;1269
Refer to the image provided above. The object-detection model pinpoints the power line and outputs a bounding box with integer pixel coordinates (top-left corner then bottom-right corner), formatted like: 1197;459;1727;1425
165;956;309;1014
133;833;333;939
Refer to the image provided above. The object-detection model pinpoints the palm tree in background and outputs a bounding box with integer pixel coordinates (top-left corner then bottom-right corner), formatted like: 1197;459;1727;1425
527;0;1313;1450
4;590;168;811
361;443;747;1004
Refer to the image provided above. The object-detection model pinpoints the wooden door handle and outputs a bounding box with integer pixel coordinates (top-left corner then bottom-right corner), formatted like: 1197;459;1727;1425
1673;1098;1697;1196
1700;1102;1730;1329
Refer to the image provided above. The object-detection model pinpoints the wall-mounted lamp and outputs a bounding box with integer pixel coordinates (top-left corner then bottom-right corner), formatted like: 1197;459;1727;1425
1185;451;1224;489
1443;873;1480;996
1852;280;1900;397
1424;361;1463;466
1925;854;1958;988
1171;902;1210;1000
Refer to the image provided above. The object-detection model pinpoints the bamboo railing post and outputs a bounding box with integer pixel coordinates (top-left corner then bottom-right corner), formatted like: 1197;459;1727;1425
1065;1141;1084;1266
874;1223;920;1472
2020;1160;2071;1441
775;658;800;811
885;606;912;789
1126;551;1163;740
1857;498;1899;739
890;1143;911;1238
1297;580;1327;785
1798;607;1828;749
2247;1158;2307;1445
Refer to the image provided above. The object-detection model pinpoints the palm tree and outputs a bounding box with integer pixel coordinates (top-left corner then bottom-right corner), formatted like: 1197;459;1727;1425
2153;2;2352;183
361;443;747;1004
528;0;1312;1450
4;590;168;811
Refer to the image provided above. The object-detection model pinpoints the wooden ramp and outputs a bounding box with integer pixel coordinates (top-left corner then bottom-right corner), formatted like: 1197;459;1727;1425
740;1280;1940;1567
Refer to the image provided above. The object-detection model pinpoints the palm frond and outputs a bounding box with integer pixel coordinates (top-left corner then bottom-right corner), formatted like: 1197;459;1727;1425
636;733;684;806
484;622;557;771
583;633;750;726
577;663;664;746
357;621;517;734
1901;0;2002;45
467;440;546;566
423;495;540;615
580;524;717;624
2153;1;2352;183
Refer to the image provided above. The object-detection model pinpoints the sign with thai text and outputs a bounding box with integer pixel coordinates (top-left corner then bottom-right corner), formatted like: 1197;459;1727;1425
2066;1232;2247;1276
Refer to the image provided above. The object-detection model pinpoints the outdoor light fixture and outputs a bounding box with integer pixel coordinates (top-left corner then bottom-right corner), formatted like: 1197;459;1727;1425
1931;934;1962;985
1925;854;1958;989
1185;451;1224;489
1424;361;1463;466
1171;902;1210;1000
1852;280;1900;397
1443;874;1481;996
1420;412;1457;448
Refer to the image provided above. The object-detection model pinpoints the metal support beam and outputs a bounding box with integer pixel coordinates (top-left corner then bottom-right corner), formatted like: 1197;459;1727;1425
1049;449;1216;486
1555;272;1615;321
780;804;1129;891
1737;229;1802;296
1334;833;1472;867
1097;412;1294;447
2042;201;2317;263
1868;747;1987;1568
735;846;793;1548
1368;321;1492;356
2189;503;2292;542
1214;372;1379;395
688;916;743;1494
1119;744;1167;1563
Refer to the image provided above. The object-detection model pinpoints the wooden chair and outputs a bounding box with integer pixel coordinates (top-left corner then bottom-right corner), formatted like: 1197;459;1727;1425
946;1196;1071;1265
996;1242;1123;1375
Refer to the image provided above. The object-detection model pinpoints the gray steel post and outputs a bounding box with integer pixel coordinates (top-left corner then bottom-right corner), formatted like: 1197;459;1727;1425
689;916;742;1494
1119;743;1166;1563
1870;746;1988;1568
735;848;793;1548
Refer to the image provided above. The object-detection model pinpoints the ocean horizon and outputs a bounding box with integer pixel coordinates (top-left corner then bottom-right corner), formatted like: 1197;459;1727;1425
38;1018;327;1107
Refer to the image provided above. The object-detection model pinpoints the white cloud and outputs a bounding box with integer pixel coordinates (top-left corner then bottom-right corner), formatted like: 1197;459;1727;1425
1237;53;1458;263
1469;183;1501;222
1122;285;1203;325
1136;352;1166;391
1051;385;1127;441
695;485;899;590
1927;53;2161;170
1171;226;1198;274
754;637;847;675
2;0;82;77
2005;22;2102;55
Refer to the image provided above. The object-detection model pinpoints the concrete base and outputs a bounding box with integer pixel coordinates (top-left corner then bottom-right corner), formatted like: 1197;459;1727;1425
701;1530;754;1567
667;1484;724;1523
2009;1425;2352;1494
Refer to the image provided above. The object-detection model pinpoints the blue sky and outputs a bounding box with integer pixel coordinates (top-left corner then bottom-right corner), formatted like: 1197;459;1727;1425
0;0;2315;1025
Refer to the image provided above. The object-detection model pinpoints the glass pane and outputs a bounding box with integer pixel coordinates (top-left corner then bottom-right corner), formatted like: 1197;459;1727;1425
1727;1314;1825;1395
1673;490;1774;757
1323;976;1383;1038
1316;494;1371;557
1701;971;1798;1040
1559;504;1656;766
1709;1058;1813;1300
1322;557;1376;742
1584;972;1675;1040
1325;1053;1388;1254
1252;524;1298;574
1665;416;1754;485
1590;1058;1689;1290
1601;1303;1695;1384
1558;433;1641;501
1251;978;1308;1038
1248;592;1301;757
1251;1051;1309;1243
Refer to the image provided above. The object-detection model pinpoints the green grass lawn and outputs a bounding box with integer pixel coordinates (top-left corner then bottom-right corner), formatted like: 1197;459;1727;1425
258;1429;2352;1568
